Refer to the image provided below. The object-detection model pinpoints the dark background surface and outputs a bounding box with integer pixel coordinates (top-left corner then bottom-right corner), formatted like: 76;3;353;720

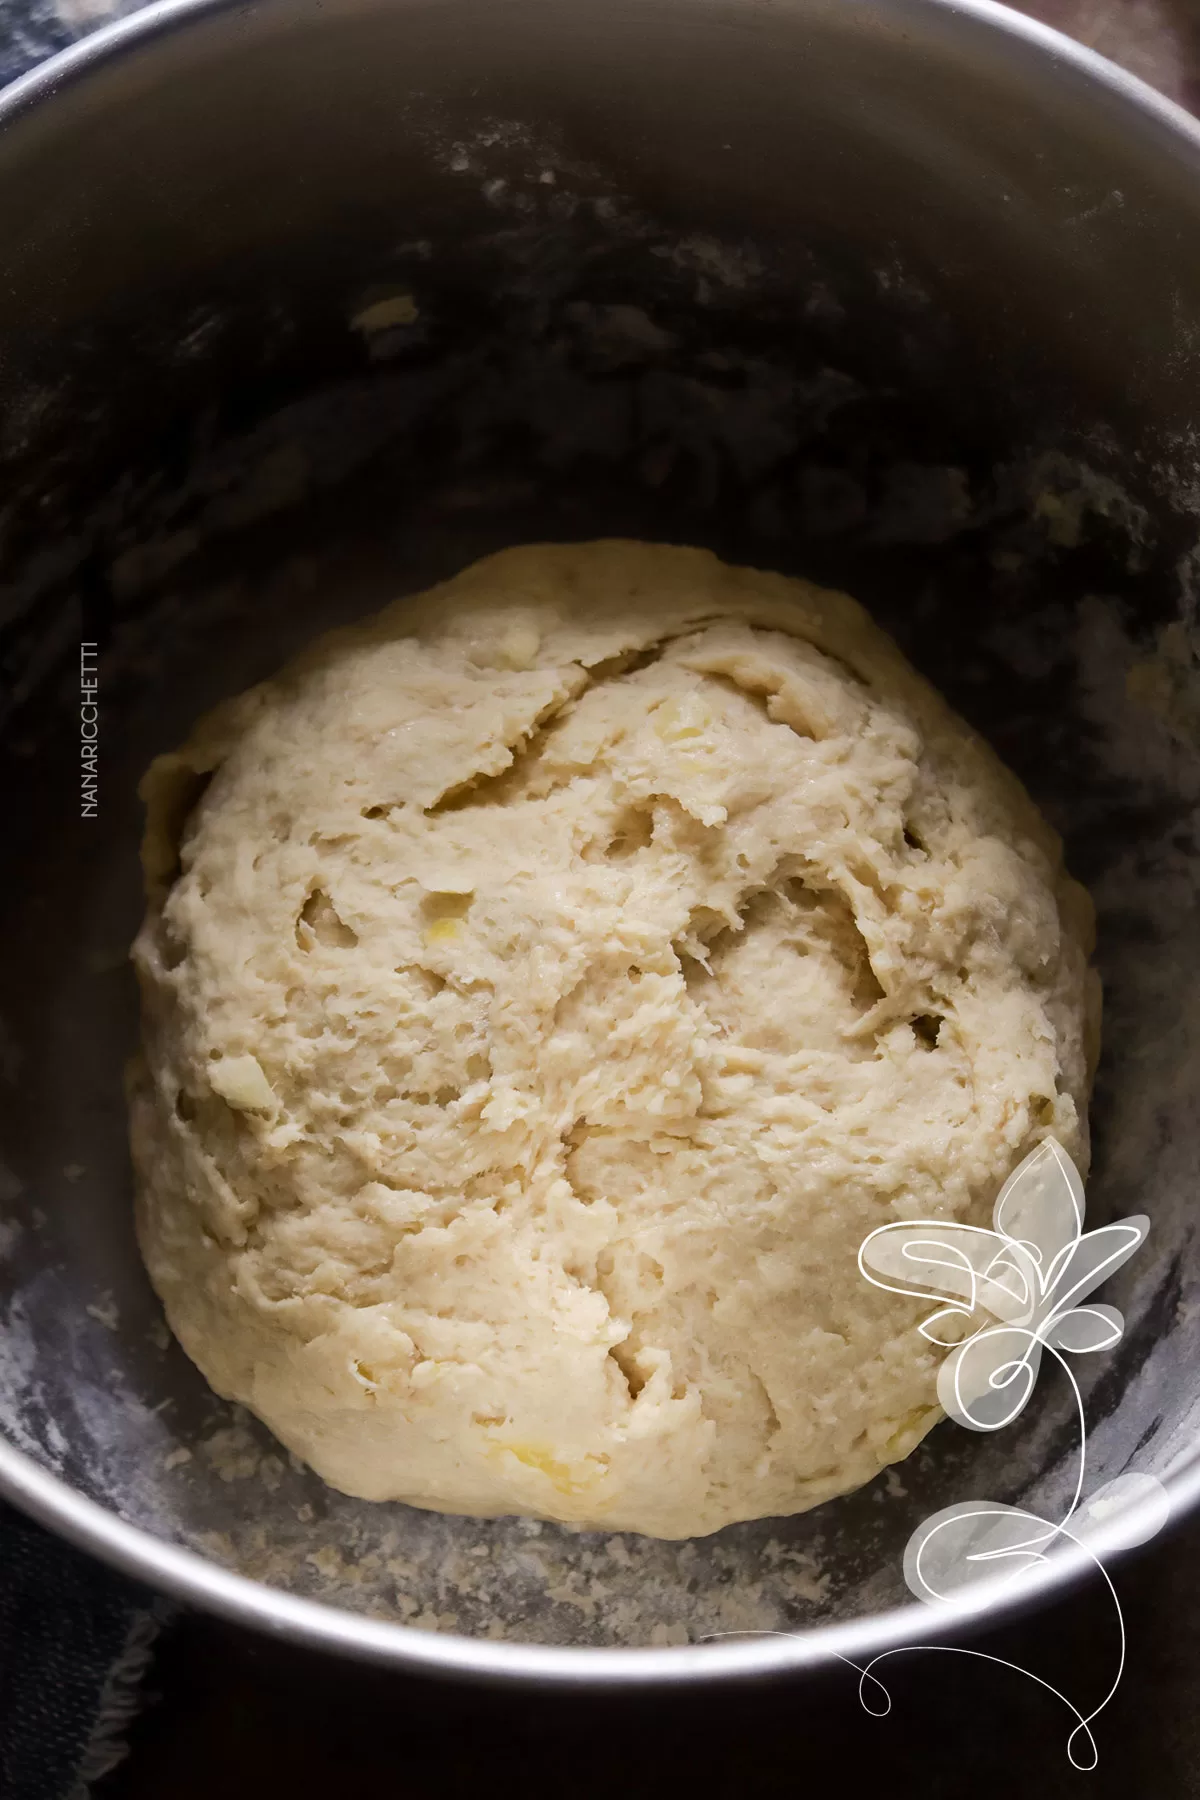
98;1509;1200;1797
1;0;1195;1793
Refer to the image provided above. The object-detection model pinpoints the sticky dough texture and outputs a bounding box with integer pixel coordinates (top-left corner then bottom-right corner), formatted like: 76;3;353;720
130;541;1099;1539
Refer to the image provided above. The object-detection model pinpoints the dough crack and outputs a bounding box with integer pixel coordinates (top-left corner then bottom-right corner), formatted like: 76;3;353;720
424;688;582;813
296;887;358;950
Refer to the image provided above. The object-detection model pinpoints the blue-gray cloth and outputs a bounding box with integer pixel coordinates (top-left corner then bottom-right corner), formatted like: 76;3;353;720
0;1502;164;1800
0;0;70;90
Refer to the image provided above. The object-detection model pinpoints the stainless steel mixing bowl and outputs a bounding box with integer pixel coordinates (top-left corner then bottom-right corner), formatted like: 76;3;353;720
0;0;1198;1684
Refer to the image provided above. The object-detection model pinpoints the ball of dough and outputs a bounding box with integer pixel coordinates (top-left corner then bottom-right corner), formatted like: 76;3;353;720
130;542;1098;1539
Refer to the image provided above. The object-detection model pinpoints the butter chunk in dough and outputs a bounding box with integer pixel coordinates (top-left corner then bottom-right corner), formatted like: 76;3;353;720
129;541;1098;1540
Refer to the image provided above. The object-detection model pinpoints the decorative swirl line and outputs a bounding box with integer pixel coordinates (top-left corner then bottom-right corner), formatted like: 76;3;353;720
707;1138;1167;1770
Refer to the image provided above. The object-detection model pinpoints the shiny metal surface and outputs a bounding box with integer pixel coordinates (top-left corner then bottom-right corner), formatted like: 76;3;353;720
0;0;1198;1682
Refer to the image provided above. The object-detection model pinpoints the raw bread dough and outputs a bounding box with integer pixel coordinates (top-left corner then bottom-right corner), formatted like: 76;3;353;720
130;541;1099;1539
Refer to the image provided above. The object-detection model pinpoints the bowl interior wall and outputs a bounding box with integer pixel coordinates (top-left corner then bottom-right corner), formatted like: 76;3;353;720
0;0;1197;1649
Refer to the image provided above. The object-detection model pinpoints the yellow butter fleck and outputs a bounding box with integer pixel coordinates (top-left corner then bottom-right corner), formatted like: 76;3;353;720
882;1406;938;1460
411;1359;452;1389
492;1440;607;1496
210;1053;275;1112
424;917;464;945
654;695;712;743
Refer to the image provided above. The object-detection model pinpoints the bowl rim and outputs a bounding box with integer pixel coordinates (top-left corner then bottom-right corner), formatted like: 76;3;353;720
1;0;1199;1684
5;1414;1198;1682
